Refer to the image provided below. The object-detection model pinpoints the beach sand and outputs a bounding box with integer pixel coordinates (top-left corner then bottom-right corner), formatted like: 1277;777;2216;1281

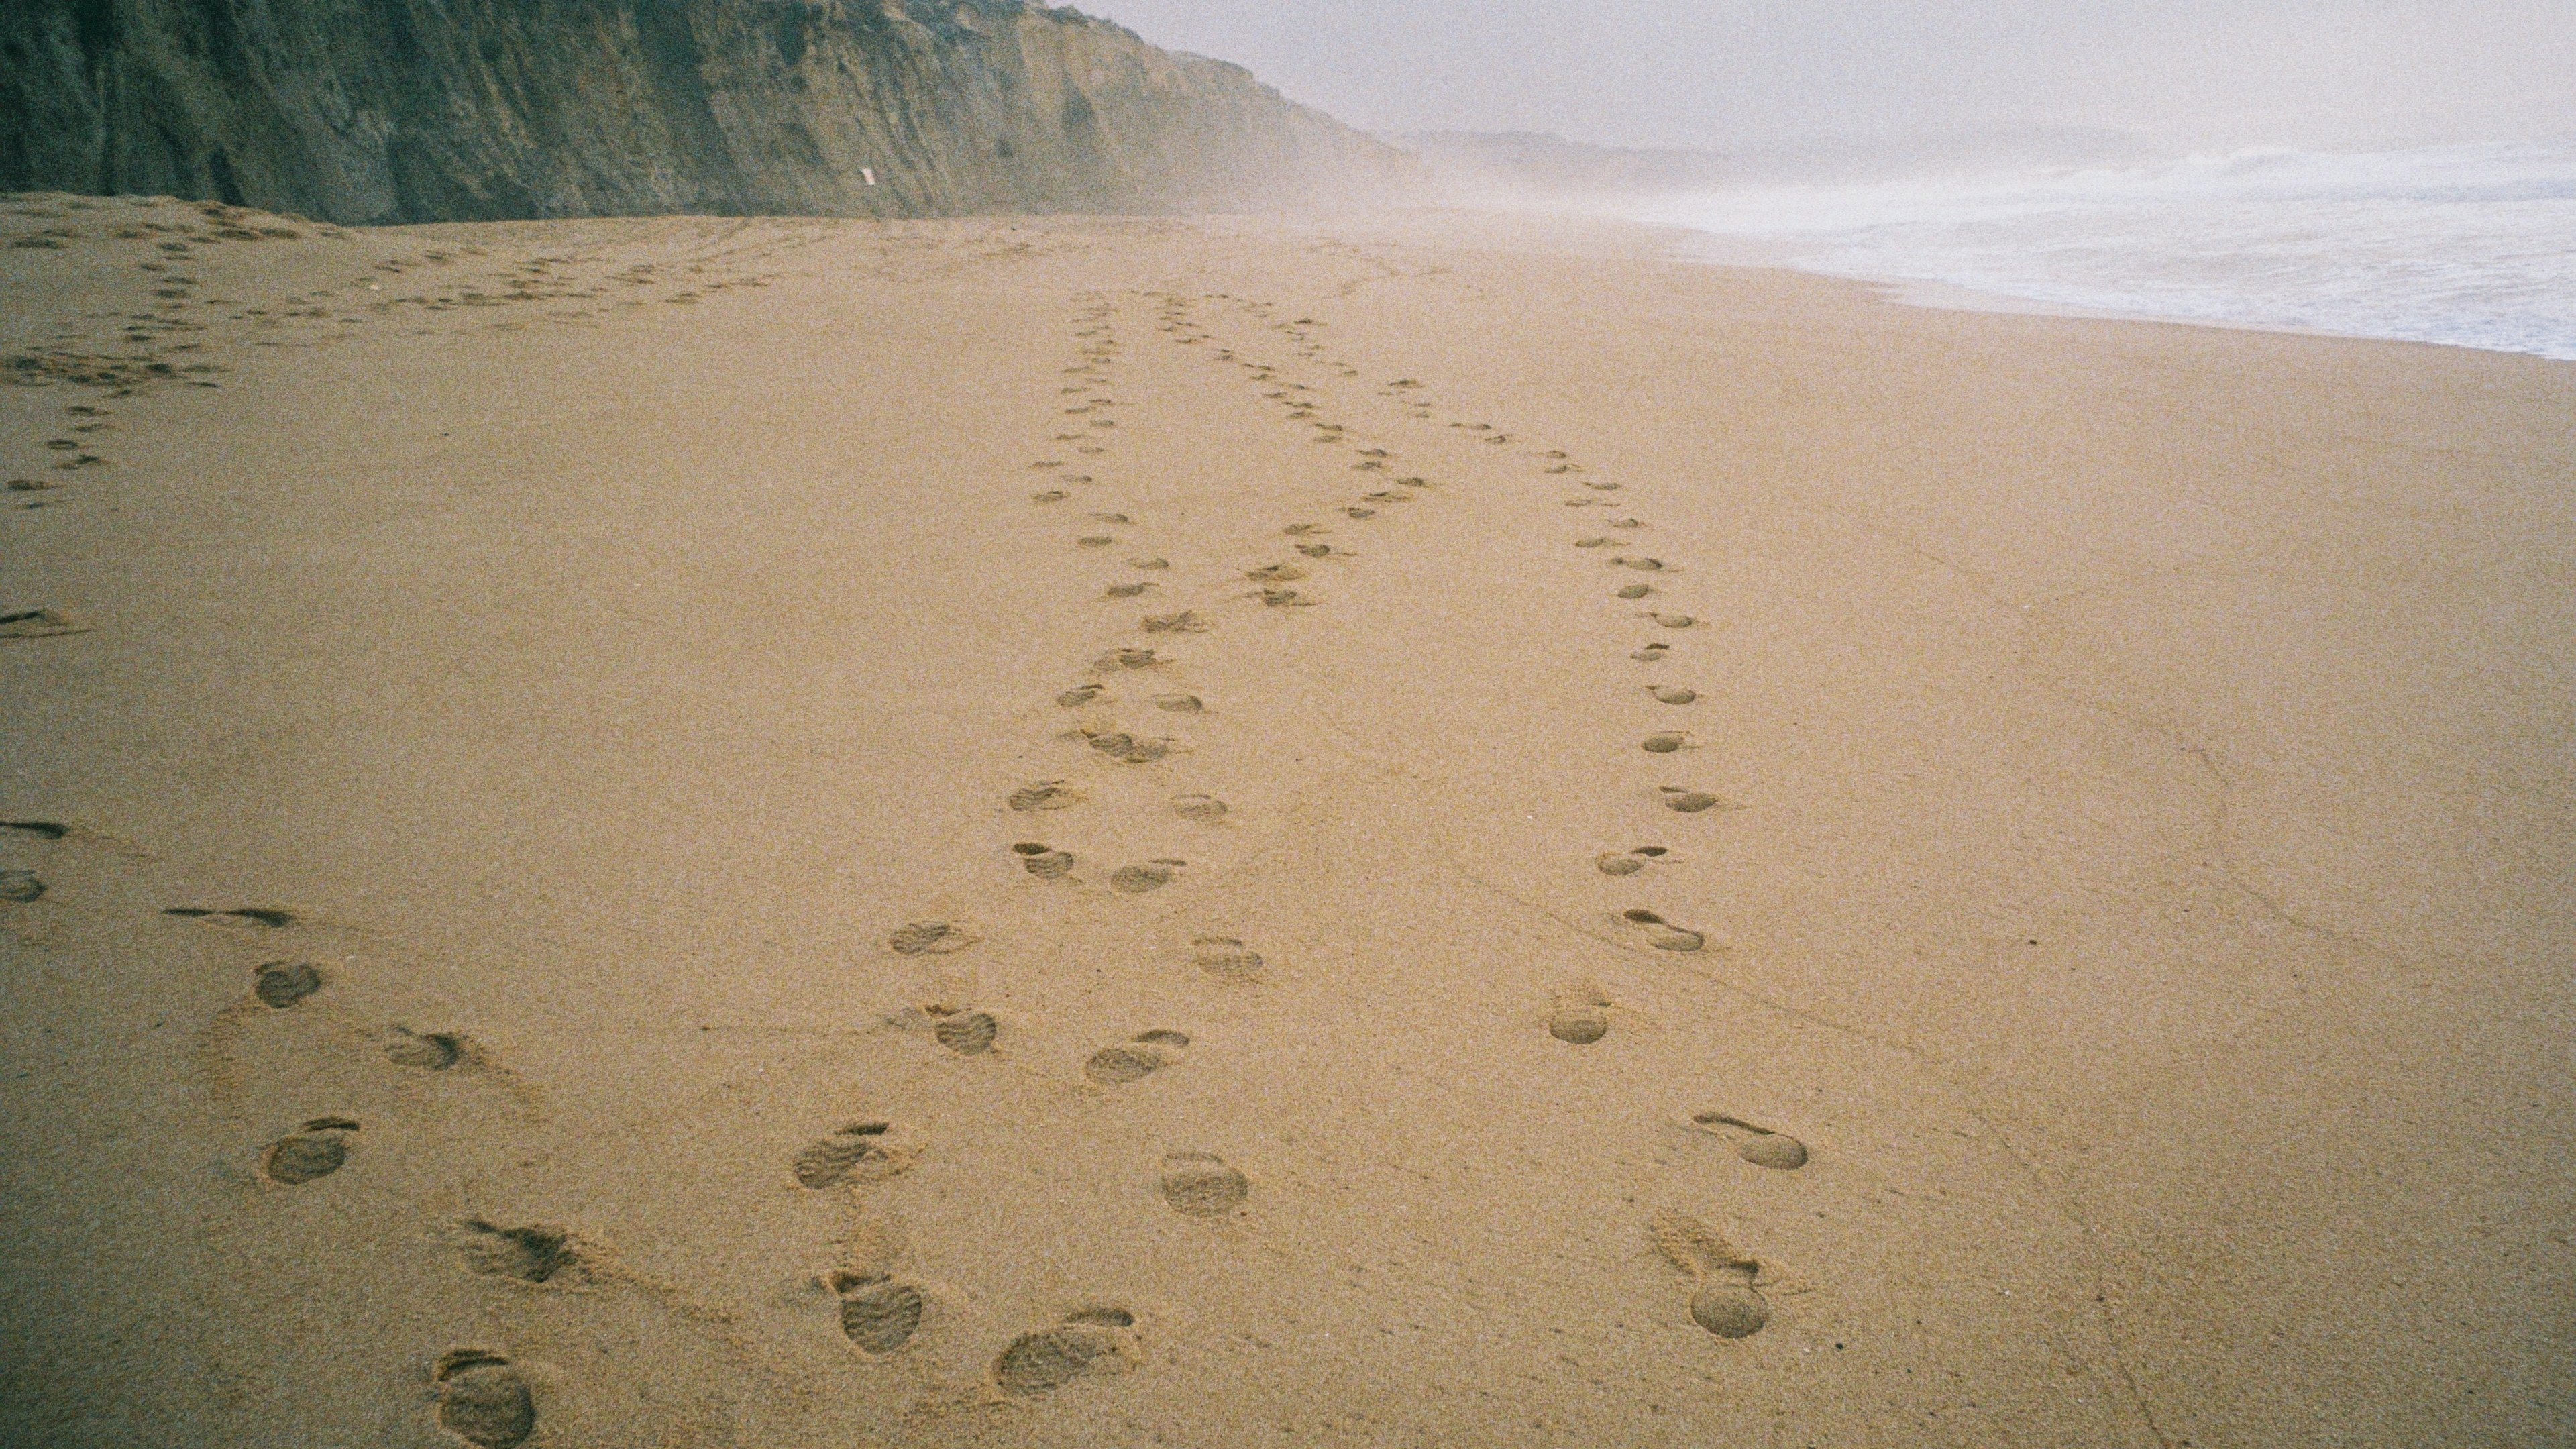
1;193;2570;1448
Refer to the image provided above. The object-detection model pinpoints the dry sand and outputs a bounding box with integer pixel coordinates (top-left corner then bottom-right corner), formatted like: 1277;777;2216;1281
1;193;2571;1448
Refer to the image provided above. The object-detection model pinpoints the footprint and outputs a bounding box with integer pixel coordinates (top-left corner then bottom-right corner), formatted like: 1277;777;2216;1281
1110;861;1181;894
1012;843;1076;879
1583;480;1623;491
1616;583;1652;599
833;1273;926;1354
1158;1152;1250;1218
927;1007;1000;1055
1057;684;1104;706
1642;732;1691;753
1294;543;1339;559
889;922;977;955
1077;535;1115;548
254;961;323;1007
1631;643;1670;662
1620;908;1706;952
1548;985;1611;1044
386;1028;465;1069
1084;1029;1186;1085
1246;564;1307;582
1151;694;1202;712
792;1122;917;1188
1172;794;1228;822
460;1220;580;1283
1096;647;1161;670
1009;781;1082;812
434;1350;537;1448
1574;537;1611;549
1087;512;1130;523
994;1309;1137;1395
1649;686;1697;705
1595;846;1669;877
1615;558;1665;572
1190;936;1261;977
1689;1112;1809;1169
1032;490;1067;504
1141;611;1208;633
1104;582;1152;599
1257;588;1313;608
1651;1209;1769;1340
1644;612;1697;629
1129;557;1170;570
0;869;44;902
1086;731;1169;764
263;1117;358;1185
1282;523;1326;536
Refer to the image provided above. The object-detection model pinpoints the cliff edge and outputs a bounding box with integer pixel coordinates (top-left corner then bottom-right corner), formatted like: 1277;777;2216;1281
0;0;1417;223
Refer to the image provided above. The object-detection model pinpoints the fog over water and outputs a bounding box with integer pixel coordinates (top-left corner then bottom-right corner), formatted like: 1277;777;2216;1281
1073;0;2575;155
1077;1;2576;360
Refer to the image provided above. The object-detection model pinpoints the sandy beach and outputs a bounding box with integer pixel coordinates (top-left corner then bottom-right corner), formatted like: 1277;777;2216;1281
1;193;2569;1448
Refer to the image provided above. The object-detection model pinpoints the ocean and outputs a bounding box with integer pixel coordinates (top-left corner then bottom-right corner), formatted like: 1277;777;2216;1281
1632;140;2576;362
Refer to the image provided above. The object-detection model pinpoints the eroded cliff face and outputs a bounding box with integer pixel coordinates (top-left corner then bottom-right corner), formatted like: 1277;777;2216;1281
0;0;1415;223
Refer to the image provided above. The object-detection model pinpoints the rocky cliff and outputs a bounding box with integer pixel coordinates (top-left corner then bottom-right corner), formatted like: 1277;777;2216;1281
0;0;1415;223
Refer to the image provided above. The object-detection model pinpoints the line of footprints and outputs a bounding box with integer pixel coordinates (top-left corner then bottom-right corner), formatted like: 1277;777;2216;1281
0;286;1816;1444
865;290;1813;1390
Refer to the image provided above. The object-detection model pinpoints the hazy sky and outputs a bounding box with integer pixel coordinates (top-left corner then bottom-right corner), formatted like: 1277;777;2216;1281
1071;1;2576;152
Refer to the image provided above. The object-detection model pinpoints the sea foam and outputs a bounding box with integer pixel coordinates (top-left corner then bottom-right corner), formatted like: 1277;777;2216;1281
1635;140;2576;361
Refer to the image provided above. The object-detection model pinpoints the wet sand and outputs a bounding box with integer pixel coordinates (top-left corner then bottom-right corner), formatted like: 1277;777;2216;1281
2;193;2571;1448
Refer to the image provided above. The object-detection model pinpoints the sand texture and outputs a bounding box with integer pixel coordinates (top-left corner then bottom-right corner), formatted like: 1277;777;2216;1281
2;192;2571;1448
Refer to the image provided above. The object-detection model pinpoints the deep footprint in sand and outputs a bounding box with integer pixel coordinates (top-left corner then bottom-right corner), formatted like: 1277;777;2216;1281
1660;788;1735;814
1246;564;1307;582
889;921;977;955
1548;985;1611;1044
1172;794;1228;822
1085;1030;1186;1085
1057;684;1104;706
386;1028;465;1069
460;1220;580;1283
1086;731;1170;764
1632;643;1671;663
833;1273;927;1354
1595;846;1669;877
0;869;42;903
1690;1112;1810;1169
1104;582;1152;599
1650;686;1697;705
1159;1152;1250;1218
1642;732;1692;754
254;961;323;1008
435;1350;537;1448
1010;781;1083;813
1152;693;1202;713
792;1122;917;1187
1013;843;1075;879
1110;860;1183;893
263;1117;358;1185
1191;936;1261;978
929;1008;1000;1055
164;906;297;927
1620;908;1707;952
994;1309;1138;1395
1097;647;1161;670
1652;1209;1770;1340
